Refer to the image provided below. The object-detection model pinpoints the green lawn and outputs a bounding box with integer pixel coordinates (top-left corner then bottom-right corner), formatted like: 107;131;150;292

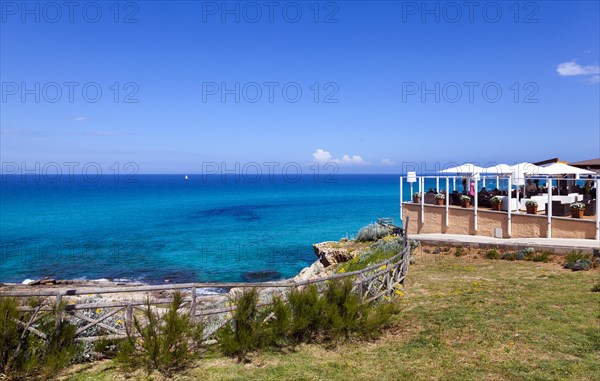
61;251;600;381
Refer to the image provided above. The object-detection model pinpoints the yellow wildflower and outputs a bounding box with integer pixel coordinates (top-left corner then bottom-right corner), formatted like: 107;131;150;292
395;290;404;297
339;268;346;273
379;264;387;271
95;308;103;314
116;319;123;325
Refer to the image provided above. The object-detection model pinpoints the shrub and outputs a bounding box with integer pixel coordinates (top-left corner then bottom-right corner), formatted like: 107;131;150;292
259;295;291;348
356;224;390;242
434;193;445;200
565;250;591;263
527;251;550;263
287;285;325;343
564;258;592;271
1;297;21;374
592;282;600;293
454;247;466;257
563;250;595;271
116;292;204;374
1;297;82;379
218;288;264;362
94;339;121;359
484;249;499;260
322;280;363;340
501;252;516;261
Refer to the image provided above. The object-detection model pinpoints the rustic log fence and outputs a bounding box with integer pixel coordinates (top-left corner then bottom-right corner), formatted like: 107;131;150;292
1;219;412;343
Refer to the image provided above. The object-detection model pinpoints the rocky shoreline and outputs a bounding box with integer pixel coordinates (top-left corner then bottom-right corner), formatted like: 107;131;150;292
0;240;360;301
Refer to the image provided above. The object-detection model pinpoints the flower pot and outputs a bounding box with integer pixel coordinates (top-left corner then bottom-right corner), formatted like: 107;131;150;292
413;196;421;203
491;203;501;211
461;200;471;208
571;209;584;218
435;199;444;206
526;205;538;215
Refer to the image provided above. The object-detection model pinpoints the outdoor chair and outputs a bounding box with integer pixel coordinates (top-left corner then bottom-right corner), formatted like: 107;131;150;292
424;193;436;204
451;192;462;206
584;199;597;216
547;201;571;217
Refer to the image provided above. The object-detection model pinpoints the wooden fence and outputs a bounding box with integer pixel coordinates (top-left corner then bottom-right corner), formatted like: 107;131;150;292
1;219;412;343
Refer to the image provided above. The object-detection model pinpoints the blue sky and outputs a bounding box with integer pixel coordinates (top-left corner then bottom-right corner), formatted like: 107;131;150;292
1;0;599;174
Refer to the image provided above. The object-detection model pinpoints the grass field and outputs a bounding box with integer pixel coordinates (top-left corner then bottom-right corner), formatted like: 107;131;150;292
60;248;600;381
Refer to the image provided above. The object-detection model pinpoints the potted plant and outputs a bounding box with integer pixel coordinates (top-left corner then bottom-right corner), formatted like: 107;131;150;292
434;193;445;205
460;195;471;208
490;196;503;211
570;202;585;218
525;200;538;215
412;192;421;203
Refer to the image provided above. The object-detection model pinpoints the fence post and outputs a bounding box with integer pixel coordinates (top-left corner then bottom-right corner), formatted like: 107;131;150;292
190;287;197;319
126;303;133;334
401;217;411;286
54;293;63;331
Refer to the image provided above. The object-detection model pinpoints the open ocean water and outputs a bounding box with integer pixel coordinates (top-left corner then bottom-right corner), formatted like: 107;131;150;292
0;174;441;285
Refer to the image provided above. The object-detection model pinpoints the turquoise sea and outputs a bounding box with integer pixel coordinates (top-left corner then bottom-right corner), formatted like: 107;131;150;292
0;175;437;284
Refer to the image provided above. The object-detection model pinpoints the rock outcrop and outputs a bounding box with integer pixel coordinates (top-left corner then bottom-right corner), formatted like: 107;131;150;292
312;241;355;267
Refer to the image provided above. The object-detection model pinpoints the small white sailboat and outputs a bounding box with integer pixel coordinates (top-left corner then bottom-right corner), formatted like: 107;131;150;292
184;175;189;180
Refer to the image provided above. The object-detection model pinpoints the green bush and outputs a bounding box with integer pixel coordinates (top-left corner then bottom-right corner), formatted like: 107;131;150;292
563;250;594;271
259;295;291;348
526;251;550;262
454;247;466;257
484;249;499;260
591;282;600;293
287;285;326;343
322;280;363;340
1;296;82;379
565;250;592;263
116;292;204;375
356;224;390;242
1;297;21;374
501;252;516;261
218;280;400;359
218;288;263;362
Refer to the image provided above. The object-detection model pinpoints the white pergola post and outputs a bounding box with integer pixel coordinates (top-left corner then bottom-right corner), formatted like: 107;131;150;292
445;177;449;228
474;177;478;232
507;176;512;238
596;179;599;241
496;176;499;190
399;176;403;220
453;177;456;191
420;176;425;224
436;176;439;193
547;177;552;238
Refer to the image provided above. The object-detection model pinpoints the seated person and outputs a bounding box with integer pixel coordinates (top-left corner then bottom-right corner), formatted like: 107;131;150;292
525;179;538;197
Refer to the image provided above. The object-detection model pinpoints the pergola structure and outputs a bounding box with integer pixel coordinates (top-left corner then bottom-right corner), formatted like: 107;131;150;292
399;163;600;241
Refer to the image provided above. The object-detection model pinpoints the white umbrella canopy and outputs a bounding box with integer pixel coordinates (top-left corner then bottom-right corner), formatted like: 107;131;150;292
481;164;512;176
538;162;595;176
508;162;544;178
439;163;483;175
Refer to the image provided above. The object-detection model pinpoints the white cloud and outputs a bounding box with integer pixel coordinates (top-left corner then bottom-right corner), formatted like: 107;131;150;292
556;61;600;77
312;148;333;162
312;149;368;165
589;75;600;84
74;116;90;122
338;155;366;165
